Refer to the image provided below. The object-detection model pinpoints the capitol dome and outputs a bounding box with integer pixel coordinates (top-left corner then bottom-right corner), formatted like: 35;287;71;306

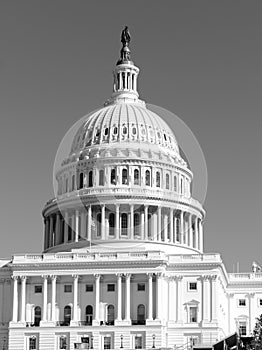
42;29;205;255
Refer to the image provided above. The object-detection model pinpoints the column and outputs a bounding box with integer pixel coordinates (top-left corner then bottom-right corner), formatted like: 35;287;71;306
87;205;92;241
49;215;54;246
157;207;162;241
51;276;57;322
55;213;61;245
227;293;234;334
147;274;153;320
94;275;100;322
12;276;18;322
199;220;204;252
176;276;183;323
170;209;174;243
144;205;148;240
130;205;134;239
184;215;188;245
81;211;86;238
201;276;210;322
248;293;255;333
44;219;49;249
140;209;145;239
117;274;122;321
64;212;69;243
195;217;199;249
188;214;193;247
75;210;79;242
180;211;184;243
115;205;120;239
164;213;168;242
42;276;48;322
174;216;177;243
101;205;106;240
156;273;162;319
73;275;79;322
210;275;217;322
20;276;27;322
153;211;158;241
124;274;131;321
168;277;176;322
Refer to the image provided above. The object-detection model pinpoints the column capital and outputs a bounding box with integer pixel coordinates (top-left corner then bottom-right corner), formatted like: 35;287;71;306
116;273;123;278
124;273;131;279
146;273;154;278
20;275;27;281
50;275;57;281
246;292;255;299
227;293;234;299
174;275;183;281
41;275;49;280
72;274;80;280
210;274;217;281
11;275;19;281
94;274;101;279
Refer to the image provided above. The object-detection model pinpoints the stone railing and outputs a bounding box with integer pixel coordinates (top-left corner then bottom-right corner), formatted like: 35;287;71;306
12;250;167;264
228;273;262;281
168;253;222;264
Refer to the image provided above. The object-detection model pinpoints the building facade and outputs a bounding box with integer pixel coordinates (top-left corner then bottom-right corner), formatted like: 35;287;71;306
1;29;262;350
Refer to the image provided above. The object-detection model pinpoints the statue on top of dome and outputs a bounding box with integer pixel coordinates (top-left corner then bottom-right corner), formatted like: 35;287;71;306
121;26;131;47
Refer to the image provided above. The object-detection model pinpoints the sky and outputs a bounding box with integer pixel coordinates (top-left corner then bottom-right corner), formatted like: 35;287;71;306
0;0;261;272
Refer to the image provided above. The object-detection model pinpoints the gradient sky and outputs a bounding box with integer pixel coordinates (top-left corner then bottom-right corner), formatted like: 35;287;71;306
0;0;261;272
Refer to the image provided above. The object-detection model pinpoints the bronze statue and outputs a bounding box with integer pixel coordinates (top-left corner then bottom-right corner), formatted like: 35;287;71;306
121;26;131;47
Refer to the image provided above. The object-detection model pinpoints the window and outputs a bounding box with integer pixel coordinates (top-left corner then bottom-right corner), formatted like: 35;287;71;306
156;172;160;187
113;126;118;135
259;299;262;306
107;284;115;292
79;172;84;189
189;307;197;323
135;335;143;349
59;335;67;349
99;170;104;186
71;174;75;191
121;213;128;235
86;284;93;292
64;305;71;325
34;306;41;327
122;168;128;184
174;175;177;192
107;304;115;325
239;321;247;336
104;336;111;350
137;304;145;324
145;170;151;186
134;213;140;235
189;282;197;291
34;285;42;293
29;336;37;350
166;174;170;189
97;213;101;237
137;283;145;291
104;127;109;136
65;178;68;193
123;126;128;135
85;305;93;325
109;213;115;236
111;169;116;184
180;178;184;194
239;299;246;306
134;169;139;185
132;127;137;135
64;285;72;293
88;171;93;187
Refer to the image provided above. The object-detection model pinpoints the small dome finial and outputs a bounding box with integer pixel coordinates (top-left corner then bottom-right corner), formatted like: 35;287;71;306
117;26;132;65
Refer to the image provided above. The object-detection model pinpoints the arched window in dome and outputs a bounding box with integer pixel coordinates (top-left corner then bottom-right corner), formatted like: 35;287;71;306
176;215;180;242
88;171;93;187
71;174;75;191
122;168;128;185
85;305;93;325
111;169;116;185
65;177;68;193
134;213;140;236
174;175;177;192
104;127;109;136
132;126;137;135
78;172;84;189
122;72;125;89
109;213;115;236
145;170;151;186
107;304;115;325
34;306;41;326
64;305;71;325
180;178;184;195
166;174;170;190
113;126;118;135
134;169;139;185
99;170;104;186
117;73;120;90
97;213;101;237
121;213;128;236
137;304;145;324
163;133;167;141
122;126;127;135
156;172;161;188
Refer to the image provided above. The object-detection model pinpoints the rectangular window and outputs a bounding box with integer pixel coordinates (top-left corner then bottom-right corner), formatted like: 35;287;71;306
137;283;145;291
135;336;143;349
189;307;197;323
239;322;247;336
86;284;93;292
59;335;67;349
189;282;197;290
104;336;111;350
64;285;72;293
29;336;37;350
34;285;42;294
239;299;246;306
259;299;262;306
107;284;115;292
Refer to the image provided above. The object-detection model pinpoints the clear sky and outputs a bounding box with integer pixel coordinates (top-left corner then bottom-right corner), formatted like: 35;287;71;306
0;0;261;272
